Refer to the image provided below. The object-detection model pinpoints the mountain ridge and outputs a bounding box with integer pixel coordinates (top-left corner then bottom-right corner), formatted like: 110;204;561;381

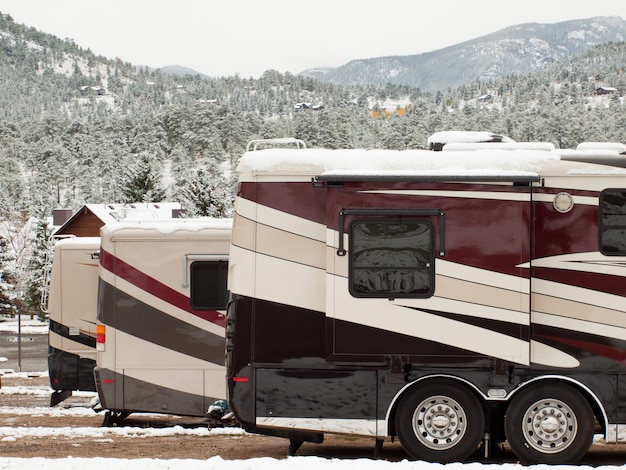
299;16;626;92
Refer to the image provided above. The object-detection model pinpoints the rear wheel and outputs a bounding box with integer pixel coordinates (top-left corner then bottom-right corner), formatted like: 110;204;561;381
504;383;594;464
396;380;484;462
102;410;129;427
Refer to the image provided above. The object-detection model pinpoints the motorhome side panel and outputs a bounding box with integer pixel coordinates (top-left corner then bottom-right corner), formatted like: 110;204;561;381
228;176;533;434
48;237;100;396
227;146;626;463
94;220;231;418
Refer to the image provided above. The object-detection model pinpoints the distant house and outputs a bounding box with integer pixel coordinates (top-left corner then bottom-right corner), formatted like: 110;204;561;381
596;86;617;95
52;202;184;237
79;85;106;96
294;102;324;112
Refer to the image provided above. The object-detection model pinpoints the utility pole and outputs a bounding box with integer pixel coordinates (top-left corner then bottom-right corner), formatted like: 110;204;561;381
17;291;22;373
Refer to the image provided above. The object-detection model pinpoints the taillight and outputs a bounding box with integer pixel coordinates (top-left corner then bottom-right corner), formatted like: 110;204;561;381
96;324;106;351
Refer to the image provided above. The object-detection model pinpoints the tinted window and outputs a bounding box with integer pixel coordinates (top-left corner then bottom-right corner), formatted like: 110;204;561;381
190;260;229;309
600;190;626;255
349;220;434;298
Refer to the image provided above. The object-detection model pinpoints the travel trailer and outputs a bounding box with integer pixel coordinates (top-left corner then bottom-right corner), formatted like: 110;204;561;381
47;237;100;406
94;218;231;425
226;139;626;464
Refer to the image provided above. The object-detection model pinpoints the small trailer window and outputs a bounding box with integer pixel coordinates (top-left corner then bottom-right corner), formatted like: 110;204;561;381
349;220;434;298
190;260;229;309
600;189;626;255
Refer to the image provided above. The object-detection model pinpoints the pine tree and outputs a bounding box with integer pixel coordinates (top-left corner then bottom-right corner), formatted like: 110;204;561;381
120;152;166;203
175;165;232;218
22;213;51;321
0;235;17;317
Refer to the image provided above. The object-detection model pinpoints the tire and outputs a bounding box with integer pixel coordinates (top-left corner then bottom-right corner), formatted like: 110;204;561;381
395;380;485;462
102;410;129;427
504;382;594;464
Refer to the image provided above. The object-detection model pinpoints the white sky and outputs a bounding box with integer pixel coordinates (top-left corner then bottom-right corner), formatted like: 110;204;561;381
0;1;625;78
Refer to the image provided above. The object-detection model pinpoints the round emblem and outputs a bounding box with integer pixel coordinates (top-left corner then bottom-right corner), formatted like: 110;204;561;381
553;192;574;213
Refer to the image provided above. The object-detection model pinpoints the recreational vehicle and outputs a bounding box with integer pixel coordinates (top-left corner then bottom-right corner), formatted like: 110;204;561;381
47;237;100;405
226;140;626;464
93;218;231;425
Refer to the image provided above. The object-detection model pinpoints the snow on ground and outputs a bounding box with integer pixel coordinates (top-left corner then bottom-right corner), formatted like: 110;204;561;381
0;316;48;334
0;456;518;470
0;319;622;469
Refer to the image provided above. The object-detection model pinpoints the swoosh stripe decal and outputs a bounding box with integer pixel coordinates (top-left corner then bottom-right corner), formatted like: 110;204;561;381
49;319;96;348
412;307;529;340
539;334;626;366
100;248;224;327
98;279;225;364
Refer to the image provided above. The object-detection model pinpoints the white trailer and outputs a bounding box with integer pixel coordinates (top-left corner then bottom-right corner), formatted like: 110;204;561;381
47;237;100;405
93;218;231;424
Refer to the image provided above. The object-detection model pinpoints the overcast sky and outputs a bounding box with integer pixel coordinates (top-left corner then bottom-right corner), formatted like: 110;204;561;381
0;0;625;78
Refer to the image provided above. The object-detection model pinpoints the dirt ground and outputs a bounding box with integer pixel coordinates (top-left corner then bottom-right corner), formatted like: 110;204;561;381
0;374;412;461
4;374;626;464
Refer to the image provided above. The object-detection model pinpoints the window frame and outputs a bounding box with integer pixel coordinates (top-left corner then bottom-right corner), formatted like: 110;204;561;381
348;218;435;299
189;259;229;310
599;188;626;256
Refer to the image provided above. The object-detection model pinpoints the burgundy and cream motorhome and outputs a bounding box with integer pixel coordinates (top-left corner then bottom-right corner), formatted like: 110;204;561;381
93;218;231;425
226;139;626;463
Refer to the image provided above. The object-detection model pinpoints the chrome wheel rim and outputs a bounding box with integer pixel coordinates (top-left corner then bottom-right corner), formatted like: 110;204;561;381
521;398;577;454
411;395;467;450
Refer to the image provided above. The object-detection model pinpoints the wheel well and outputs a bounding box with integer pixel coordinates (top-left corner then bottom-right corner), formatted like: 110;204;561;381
387;376;605;440
505;378;606;435
387;376;487;437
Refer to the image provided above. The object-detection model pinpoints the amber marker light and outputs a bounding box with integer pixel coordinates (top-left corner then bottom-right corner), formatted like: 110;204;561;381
96;324;106;351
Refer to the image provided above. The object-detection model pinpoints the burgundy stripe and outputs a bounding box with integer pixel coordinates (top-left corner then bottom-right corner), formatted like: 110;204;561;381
100;248;225;328
533;267;626;297
241;181;533;276
239;181;327;225
539;335;626;365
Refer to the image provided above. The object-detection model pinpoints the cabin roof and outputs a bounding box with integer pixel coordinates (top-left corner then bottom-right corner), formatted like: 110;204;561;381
53;202;183;237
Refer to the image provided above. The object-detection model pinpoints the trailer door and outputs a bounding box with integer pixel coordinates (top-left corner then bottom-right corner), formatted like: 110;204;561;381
529;185;607;369
322;178;535;366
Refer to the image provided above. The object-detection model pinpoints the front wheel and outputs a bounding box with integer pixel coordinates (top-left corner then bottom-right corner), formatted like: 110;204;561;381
504;383;594;464
395;380;484;462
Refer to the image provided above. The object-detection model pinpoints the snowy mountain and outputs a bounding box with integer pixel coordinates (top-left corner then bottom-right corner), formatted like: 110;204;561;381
299;16;626;92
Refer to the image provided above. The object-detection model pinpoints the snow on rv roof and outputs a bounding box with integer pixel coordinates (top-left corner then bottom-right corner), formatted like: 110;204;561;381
238;148;559;178
427;131;515;145
105;217;233;235
87;202;182;222
576;142;626;152
442;142;555;151
54;236;100;246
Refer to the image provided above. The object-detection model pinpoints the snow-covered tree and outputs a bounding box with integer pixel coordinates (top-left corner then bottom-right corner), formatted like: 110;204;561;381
0;235;17;317
22;212;51;321
175;166;232;218
120;152;167;204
